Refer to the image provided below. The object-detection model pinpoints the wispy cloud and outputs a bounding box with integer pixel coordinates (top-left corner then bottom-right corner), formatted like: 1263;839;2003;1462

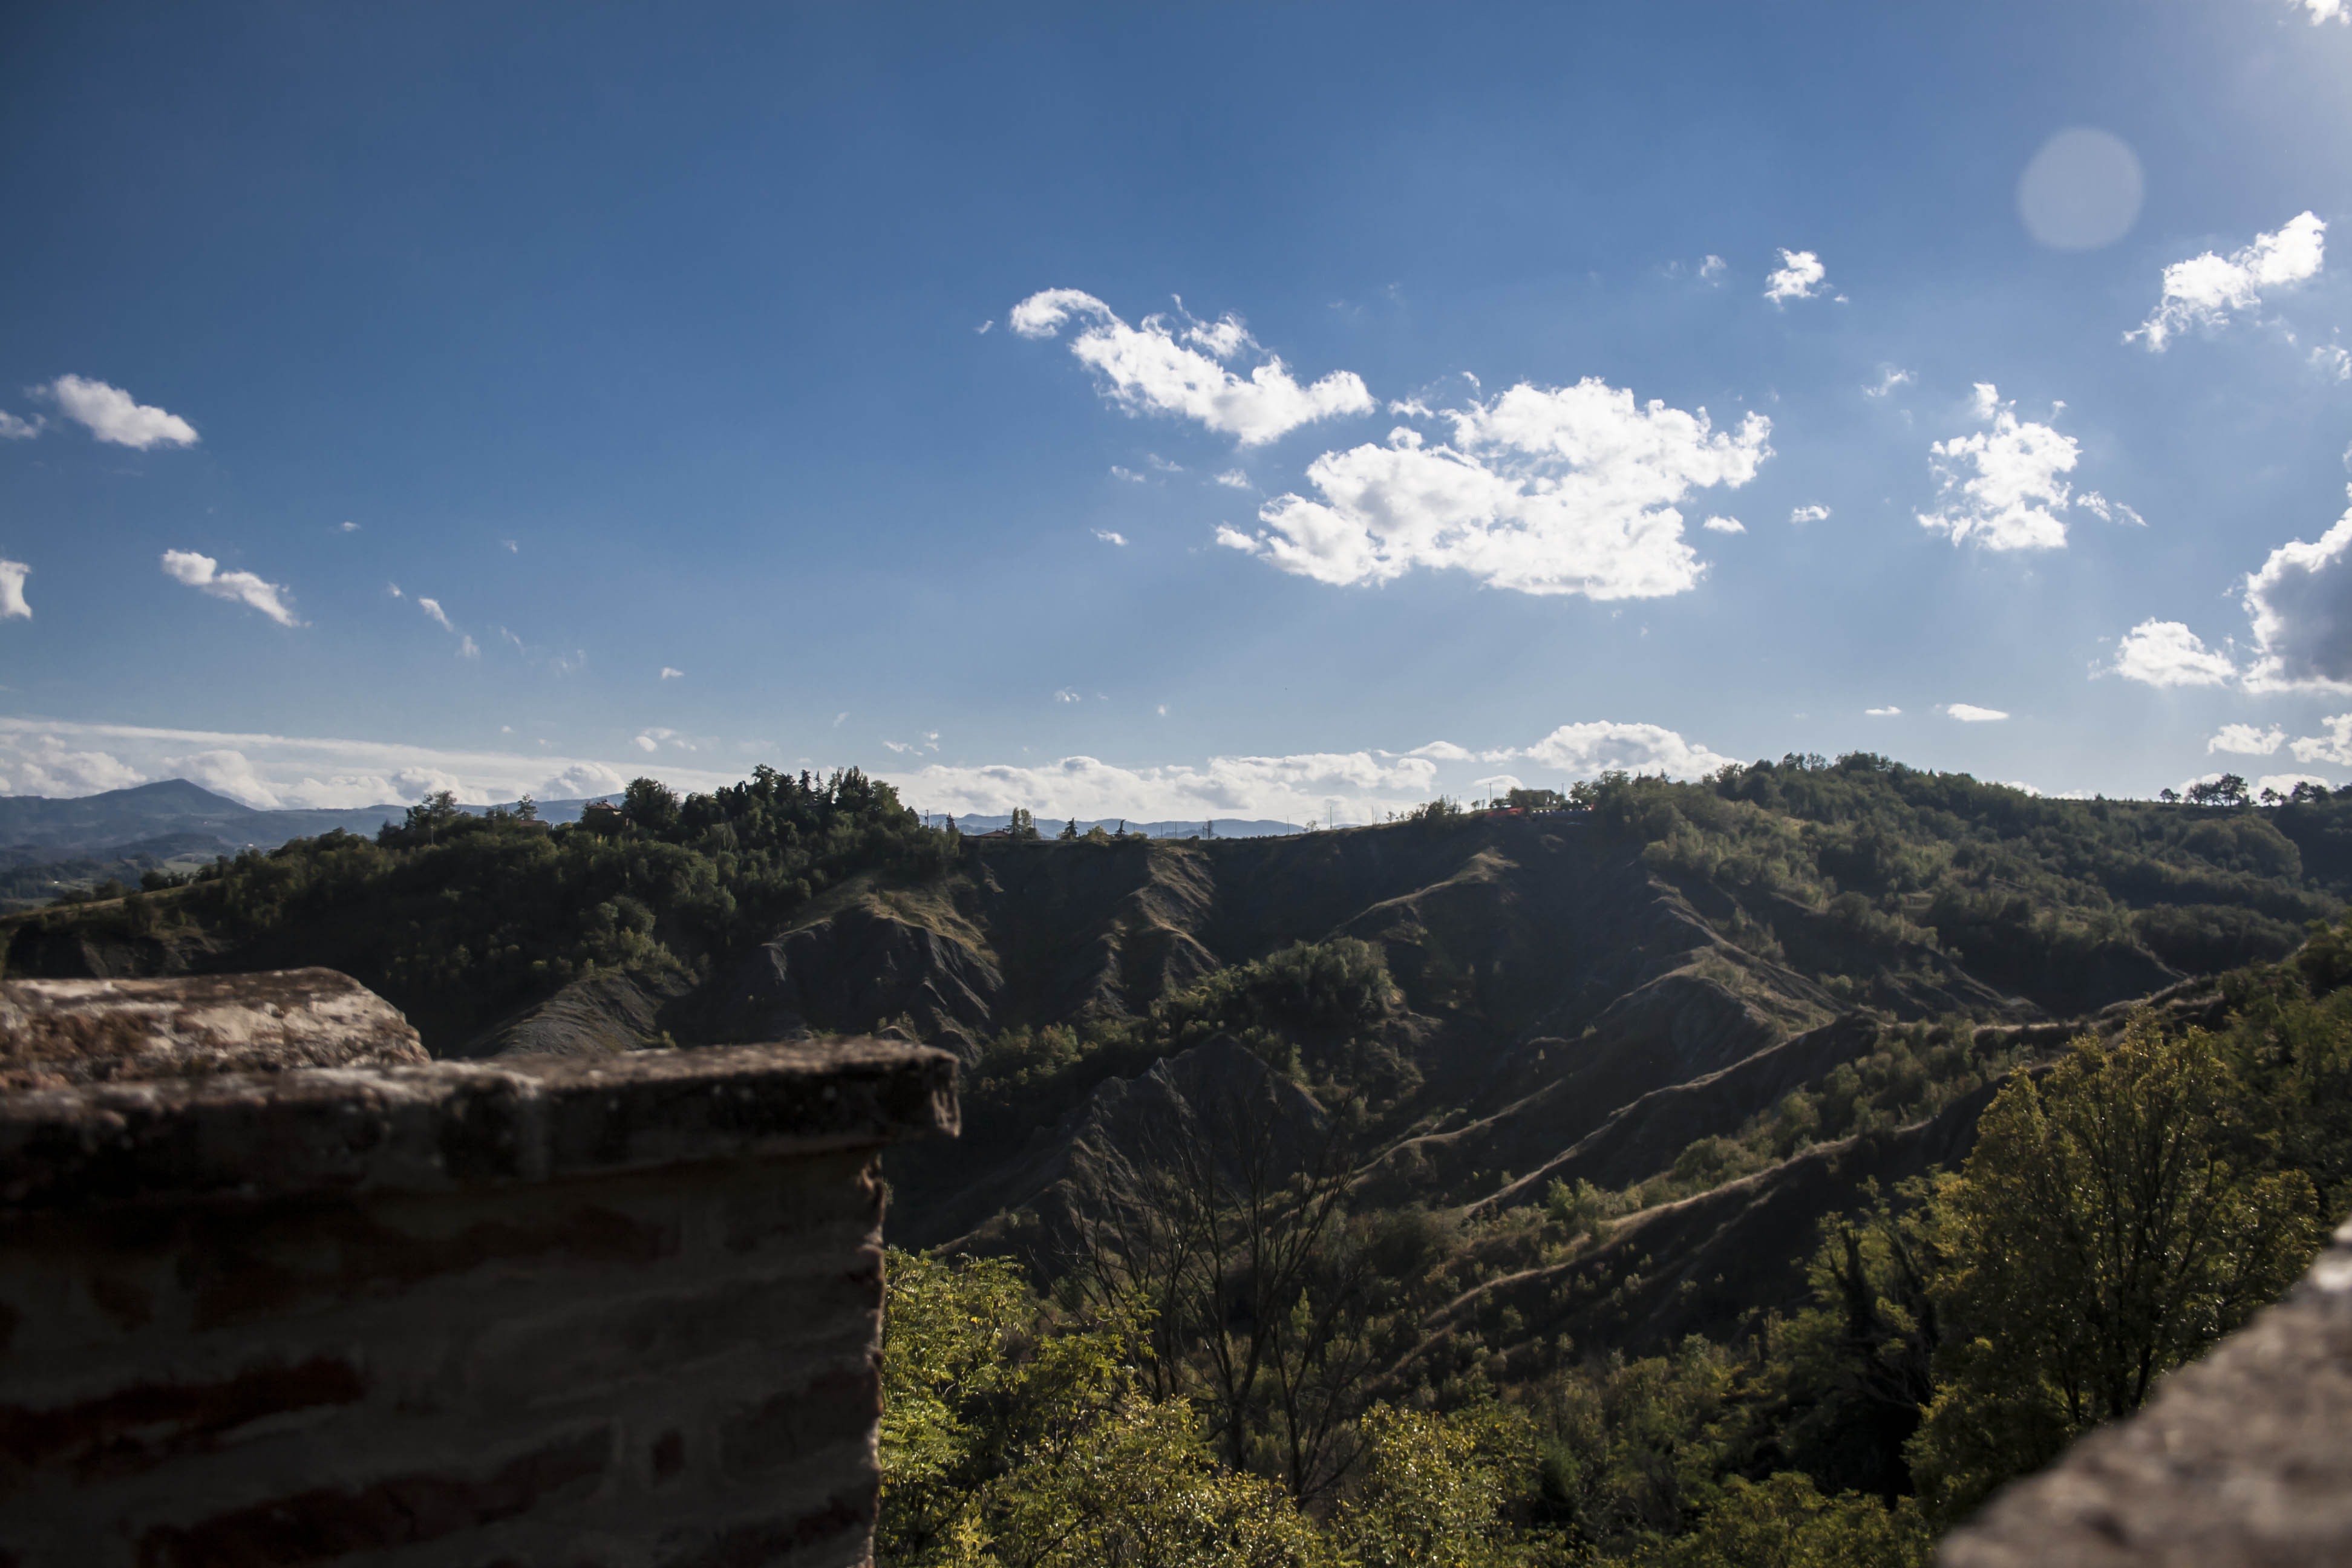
1010;288;1373;446
41;374;199;448
660;666;684;680
1789;504;1831;524
0;410;42;440
160;550;299;626
2129;212;2325;350
1215;469;1252;490
1864;367;1914;399
1944;704;2010;722
1093;529;1129;546
1866;706;1901;717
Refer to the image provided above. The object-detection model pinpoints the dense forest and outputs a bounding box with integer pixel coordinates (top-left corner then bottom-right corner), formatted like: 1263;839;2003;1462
7;753;2352;1563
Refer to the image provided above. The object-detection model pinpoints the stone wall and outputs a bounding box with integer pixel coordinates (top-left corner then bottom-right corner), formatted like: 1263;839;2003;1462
1939;1213;2352;1567
0;972;957;1567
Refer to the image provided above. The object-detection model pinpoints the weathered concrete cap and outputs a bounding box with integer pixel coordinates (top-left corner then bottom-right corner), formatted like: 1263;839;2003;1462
0;1036;959;1209
0;968;428;1091
1939;1214;2352;1567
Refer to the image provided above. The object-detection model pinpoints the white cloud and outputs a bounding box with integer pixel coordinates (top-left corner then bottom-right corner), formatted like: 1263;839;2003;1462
0;716;725;806
1866;706;1901;717
1408;740;1474;760
1215;469;1252;489
1504;720;1736;779
1763;249;1828;303
2111;619;2238;687
2243;503;2352;689
0;410;42;440
2291;714;2352;765
418;597;454;631
501;539;518;554
1789;504;1830;524
2299;0;2347;21
2313;344;2351;382
2259;773;2332;796
0;559;27;619
1009;289;1373;446
1699;255;1726;283
660;666;684;680
1945;704;2010;722
1917;384;2100;551
633;734;659;753
160;549;300;626
1864;367;1914;399
2209;724;2285;756
886;749;1443;825
1109;465;1145;482
1094;529;1129;546
2129;212;2326;350
1702;515;1745;534
1226;379;1771;599
1054;688;1082;704
41;374;198;449
457;635;480;659
339;520;360;532
2075;491;2146;528
2;733;144;795
165;748;284;808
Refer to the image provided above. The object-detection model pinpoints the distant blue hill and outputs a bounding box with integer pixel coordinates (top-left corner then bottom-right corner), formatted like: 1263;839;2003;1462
936;814;1304;839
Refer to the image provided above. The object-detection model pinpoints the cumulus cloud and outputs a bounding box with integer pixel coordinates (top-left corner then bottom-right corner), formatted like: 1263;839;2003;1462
1502;721;1736;779
1945;704;2010;722
1917;384;2120;551
2297;0;2346;22
1866;706;1901;716
2259;773;2333;796
1215;469;1252;490
339;520;361;533
1009;289;1373;446
165;748;285;808
1702;515;1745;534
160;550;300;626
2314;345;2351;382
661;666;684;680
0;410;41;440
40;374;198;449
2290;714;2352;765
1763;249;1828;303
2129;212;2326;350
2210;724;2285;756
0;559;27;619
0;716;728;807
1094;529;1129;546
1408;741;1475;761
1699;255;1726;283
1789;504;1830;524
1224;379;1771;599
2112;618;2238;687
2;733;145;795
2243;503;2352;689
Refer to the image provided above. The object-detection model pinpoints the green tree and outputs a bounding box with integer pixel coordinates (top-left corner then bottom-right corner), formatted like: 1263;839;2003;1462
1633;1474;1929;1568
1333;1403;1535;1568
622;776;681;833
1906;1014;2322;1523
1060;817;1080;841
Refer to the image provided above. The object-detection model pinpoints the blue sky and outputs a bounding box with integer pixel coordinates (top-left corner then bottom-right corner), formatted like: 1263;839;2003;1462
4;2;2351;823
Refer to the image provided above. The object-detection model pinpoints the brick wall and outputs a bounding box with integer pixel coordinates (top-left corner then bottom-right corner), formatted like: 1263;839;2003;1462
0;974;957;1567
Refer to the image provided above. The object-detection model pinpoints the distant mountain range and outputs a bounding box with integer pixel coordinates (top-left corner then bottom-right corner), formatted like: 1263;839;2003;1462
0;780;1302;907
935;814;1304;839
0;780;610;907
